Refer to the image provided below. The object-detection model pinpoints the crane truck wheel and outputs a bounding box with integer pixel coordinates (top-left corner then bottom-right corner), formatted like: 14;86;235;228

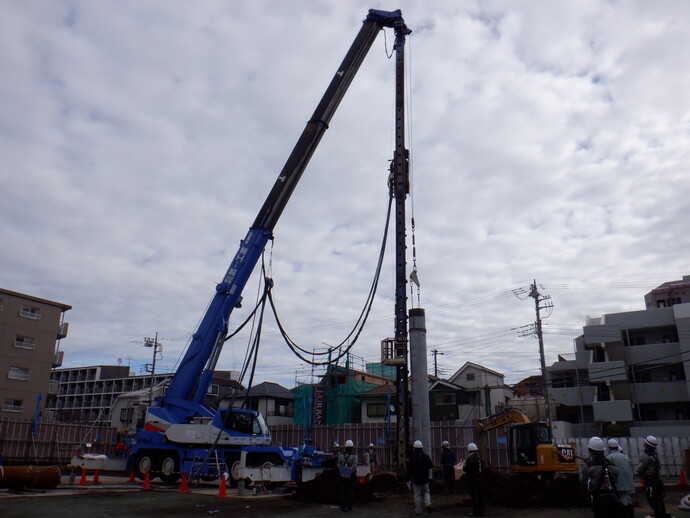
159;452;181;484
133;451;157;481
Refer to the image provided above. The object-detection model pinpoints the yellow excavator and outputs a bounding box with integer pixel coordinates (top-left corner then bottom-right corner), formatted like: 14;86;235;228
475;409;578;474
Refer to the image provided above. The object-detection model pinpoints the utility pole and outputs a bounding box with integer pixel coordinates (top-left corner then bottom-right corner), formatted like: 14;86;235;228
528;281;553;424
431;349;444;377
144;333;162;405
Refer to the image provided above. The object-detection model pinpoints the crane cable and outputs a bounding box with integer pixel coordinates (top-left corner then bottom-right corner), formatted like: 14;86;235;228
269;193;394;366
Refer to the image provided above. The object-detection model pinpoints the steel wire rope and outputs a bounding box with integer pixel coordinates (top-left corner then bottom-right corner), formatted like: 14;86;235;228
269;193;394;365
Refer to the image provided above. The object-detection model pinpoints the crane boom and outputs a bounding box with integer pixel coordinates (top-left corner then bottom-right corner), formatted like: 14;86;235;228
158;9;411;425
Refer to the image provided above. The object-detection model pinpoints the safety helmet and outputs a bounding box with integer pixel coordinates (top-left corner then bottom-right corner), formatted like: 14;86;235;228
587;436;606;452
345;439;354;448
369;443;374;448
643;435;658;448
467;443;478;452
607;438;619;450
413;440;423;449
442;440;450;448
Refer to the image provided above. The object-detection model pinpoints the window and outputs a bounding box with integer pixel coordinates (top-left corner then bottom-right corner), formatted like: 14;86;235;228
19;305;41;320
466;373;475;382
207;384;219;396
220;410;262;435
2;399;23;412
596;383;611;401
592;346;606;363
433;392;455;405
8;366;30;381
367;403;387;418
119;407;134;424
14;335;36;350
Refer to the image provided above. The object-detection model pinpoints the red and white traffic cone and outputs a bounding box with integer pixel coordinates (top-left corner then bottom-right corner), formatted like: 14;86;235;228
217;473;227;498
141;470;152;491
180;472;189;493
92;469;100;485
79;468;87;486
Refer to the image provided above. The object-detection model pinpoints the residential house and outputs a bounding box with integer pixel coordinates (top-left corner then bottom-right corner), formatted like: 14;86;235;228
230;381;294;426
448;362;512;419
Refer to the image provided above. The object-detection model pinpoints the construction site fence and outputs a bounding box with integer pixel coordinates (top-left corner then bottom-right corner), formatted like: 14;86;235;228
0;416;119;465
1;417;688;478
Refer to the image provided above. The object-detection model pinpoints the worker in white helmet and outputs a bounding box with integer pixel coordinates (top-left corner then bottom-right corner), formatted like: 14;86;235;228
606;438;634;518
440;440;457;495
338;439;357;512
579;436;620;518
463;443;484;516
636;435;670;518
407;440;433;514
365;443;378;477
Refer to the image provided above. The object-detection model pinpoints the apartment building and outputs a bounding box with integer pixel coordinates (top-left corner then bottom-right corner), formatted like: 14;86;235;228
46;365;241;424
0;288;71;419
547;276;690;437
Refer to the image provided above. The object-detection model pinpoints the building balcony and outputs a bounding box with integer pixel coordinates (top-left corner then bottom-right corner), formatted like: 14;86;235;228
53;350;64;368
57;321;69;339
633;382;690;404
551;386;596;406
592;399;633;422
627;341;683;365
588;361;627;383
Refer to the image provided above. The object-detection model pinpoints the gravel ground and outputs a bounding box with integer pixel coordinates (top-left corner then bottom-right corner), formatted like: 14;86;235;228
0;475;687;518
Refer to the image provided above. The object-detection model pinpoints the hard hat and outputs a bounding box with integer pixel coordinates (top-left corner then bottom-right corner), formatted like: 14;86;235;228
368;443;374;448
588;436;606;452
442;440;450;447
643;435;658;448
467;443;478;452
345;439;354;448
413;440;423;449
333;442;340;447
607;438;619;450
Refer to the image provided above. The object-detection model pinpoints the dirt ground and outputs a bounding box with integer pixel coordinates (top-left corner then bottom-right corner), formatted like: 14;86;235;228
0;475;688;518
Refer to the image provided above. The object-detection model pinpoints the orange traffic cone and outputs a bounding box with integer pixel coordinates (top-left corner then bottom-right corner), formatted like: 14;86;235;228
128;471;136;483
79;468;87;486
680;468;687;486
217;473;227;498
180;472;189;493
141;470;152;491
92;469;100;484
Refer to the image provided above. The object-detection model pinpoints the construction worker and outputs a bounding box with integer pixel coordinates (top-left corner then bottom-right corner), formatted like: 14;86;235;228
606;438;634;518
408;440;433;514
463;442;485;517
440;440;457;494
338;439;357;512
365;443;378;476
636;435;671;518
580;436;620;518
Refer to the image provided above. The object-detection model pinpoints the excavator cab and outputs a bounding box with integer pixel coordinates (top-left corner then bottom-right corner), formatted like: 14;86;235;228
508;421;577;473
509;422;552;467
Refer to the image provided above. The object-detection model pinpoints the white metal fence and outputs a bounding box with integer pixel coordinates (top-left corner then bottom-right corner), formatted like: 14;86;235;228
566;435;690;477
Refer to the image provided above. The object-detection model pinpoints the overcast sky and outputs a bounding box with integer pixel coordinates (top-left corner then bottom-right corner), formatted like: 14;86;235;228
2;1;690;390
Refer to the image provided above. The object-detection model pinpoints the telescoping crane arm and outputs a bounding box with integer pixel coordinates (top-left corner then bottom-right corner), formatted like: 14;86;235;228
160;10;411;422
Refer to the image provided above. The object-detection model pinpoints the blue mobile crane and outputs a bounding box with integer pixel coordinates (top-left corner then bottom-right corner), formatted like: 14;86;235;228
126;9;411;485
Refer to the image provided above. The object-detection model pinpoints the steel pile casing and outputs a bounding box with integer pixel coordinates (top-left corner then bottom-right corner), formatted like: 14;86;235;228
0;465;61;489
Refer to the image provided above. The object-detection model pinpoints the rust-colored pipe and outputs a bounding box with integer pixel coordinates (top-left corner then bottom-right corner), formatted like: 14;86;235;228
0;466;61;489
